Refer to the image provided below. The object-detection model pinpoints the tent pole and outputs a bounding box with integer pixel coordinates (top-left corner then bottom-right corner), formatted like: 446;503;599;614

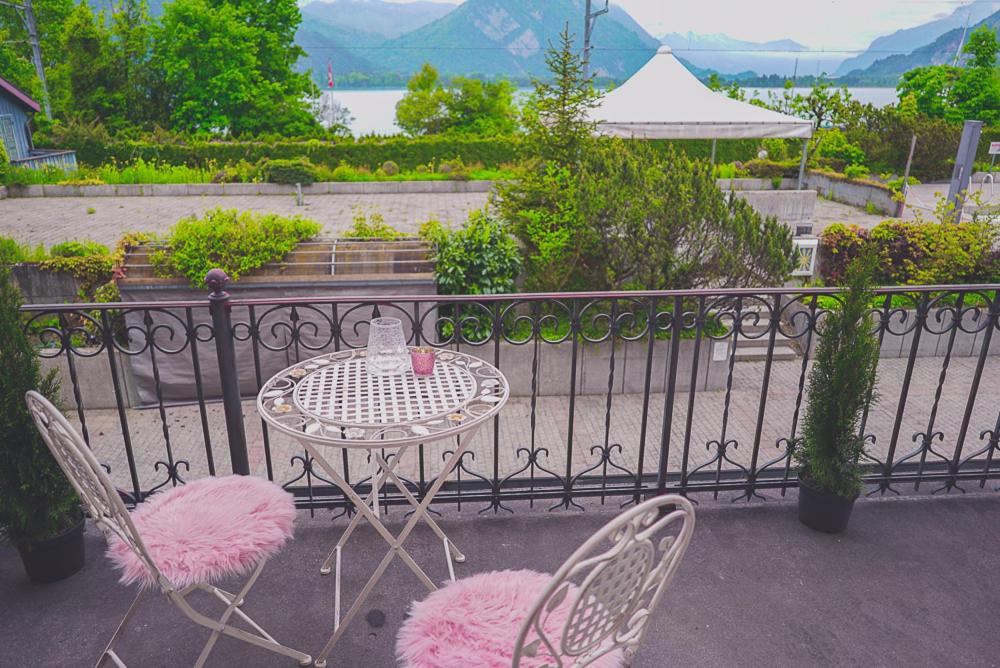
796;138;808;190
710;139;717;165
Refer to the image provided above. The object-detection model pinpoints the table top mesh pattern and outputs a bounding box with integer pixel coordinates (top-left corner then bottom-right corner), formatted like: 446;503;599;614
293;357;477;427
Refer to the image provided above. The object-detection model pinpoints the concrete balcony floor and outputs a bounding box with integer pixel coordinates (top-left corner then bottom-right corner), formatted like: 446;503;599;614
2;492;998;667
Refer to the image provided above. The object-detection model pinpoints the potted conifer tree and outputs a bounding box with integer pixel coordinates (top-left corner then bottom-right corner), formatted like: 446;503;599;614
795;253;880;533
0;264;85;582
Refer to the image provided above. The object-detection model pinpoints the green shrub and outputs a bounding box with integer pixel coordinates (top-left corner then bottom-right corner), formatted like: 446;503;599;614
759;138;792;161
0;264;79;545
745;159;802;179
815;129;867;167
381;160;400;176
345;207;404;239
38;255;115;296
820;220;1000;286
795;253;880;499
152;208;321;285
433;209;521;295
49;240;110;258
843;164;869;180
885;175;920;192
0;141;10;184
259;158;319;185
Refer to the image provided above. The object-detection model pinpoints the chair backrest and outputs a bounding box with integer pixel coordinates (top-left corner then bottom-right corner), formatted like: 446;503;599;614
24;391;168;589
513;494;696;667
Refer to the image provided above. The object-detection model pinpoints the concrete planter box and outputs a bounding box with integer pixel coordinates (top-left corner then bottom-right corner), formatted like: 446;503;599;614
118;271;437;406
11;264;84;304
482;337;726;397
804;171;897;217
39;347;137;410
717;178;798;191
786;299;998;359
730;190;816;231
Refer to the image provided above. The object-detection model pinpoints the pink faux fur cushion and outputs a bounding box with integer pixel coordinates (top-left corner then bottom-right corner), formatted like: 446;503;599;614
396;569;624;668
107;476;295;589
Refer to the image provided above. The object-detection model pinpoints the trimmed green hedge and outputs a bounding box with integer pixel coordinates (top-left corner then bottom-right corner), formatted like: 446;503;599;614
44;132;776;171
55;136;525;171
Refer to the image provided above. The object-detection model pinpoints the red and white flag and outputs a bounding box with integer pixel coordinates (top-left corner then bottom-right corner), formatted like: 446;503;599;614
327;62;335;89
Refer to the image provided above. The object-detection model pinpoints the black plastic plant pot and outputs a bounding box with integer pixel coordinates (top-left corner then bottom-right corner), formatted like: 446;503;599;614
798;478;857;534
17;515;86;584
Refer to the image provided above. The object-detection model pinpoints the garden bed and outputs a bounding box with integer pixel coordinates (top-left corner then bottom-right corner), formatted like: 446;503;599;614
5;180;495;198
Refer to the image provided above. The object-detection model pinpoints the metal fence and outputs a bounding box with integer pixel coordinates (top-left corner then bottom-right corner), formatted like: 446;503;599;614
21;275;1000;513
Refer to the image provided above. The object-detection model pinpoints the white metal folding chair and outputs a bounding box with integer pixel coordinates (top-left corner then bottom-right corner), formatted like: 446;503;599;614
25;391;312;668
396;494;696;668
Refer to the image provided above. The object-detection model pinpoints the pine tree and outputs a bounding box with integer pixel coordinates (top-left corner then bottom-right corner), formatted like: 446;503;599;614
522;25;603;167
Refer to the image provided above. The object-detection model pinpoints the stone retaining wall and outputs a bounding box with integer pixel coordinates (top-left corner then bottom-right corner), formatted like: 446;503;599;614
803;172;898;217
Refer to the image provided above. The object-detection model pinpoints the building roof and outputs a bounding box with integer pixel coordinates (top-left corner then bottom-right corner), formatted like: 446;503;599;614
590;46;813;140
0;75;41;113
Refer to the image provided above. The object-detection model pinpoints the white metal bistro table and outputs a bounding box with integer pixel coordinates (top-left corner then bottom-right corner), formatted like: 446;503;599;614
256;347;509;667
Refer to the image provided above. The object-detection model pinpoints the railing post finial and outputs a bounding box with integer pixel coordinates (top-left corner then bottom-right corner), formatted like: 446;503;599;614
205;268;230;297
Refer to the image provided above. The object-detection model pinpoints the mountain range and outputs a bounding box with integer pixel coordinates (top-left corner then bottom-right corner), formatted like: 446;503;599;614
659;32;842;79
842;9;1000;83
297;0;660;83
834;1;1000;75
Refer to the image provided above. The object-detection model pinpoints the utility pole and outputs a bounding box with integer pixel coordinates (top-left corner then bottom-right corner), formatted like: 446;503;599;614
0;0;52;118
582;0;609;78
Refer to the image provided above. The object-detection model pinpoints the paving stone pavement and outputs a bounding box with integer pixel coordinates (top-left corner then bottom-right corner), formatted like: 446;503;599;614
66;354;1000;501
0;192;492;247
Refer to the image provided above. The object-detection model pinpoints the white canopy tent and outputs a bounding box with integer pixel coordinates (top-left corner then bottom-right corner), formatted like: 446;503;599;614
590;46;814;185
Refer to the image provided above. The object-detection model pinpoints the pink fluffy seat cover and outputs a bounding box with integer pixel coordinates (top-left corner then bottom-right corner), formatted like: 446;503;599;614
107;475;295;589
396;569;624;668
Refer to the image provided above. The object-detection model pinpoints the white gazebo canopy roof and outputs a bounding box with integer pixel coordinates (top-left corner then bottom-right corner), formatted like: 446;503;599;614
591;46;813;140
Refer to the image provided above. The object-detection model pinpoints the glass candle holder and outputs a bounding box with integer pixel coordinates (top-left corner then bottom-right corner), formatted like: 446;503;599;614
410;347;437;376
366;317;411;376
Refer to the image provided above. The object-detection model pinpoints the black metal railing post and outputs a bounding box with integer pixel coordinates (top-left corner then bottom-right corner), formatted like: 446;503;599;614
206;269;250;475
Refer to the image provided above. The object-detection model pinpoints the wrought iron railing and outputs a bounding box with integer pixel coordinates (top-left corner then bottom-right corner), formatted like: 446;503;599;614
21;275;1000;512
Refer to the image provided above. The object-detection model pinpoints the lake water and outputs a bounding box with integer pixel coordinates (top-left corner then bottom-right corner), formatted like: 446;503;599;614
328;88;899;137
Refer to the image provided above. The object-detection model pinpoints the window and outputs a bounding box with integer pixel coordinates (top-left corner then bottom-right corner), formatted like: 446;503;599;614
0;115;18;160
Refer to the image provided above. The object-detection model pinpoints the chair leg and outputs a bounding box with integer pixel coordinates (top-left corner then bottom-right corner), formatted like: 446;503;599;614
95;588;147;668
171;561;312;667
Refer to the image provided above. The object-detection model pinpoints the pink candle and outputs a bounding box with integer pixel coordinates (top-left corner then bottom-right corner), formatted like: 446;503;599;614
411;347;436;376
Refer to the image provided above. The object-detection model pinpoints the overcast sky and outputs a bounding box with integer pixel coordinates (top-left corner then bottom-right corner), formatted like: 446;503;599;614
381;0;991;51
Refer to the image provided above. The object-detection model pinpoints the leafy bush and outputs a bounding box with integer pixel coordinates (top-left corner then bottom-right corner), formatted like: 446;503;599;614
885;175;920;192
820;220;1000;286
259;158;319;185
152;208;321;285
380;160;400;176
432;210;521;295
0;140;10;183
814;129;867;167
345;207;404;239
0;265;79;544
744;159;802;179
843;164;869;180
795;253;880;498
49;240;110;258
